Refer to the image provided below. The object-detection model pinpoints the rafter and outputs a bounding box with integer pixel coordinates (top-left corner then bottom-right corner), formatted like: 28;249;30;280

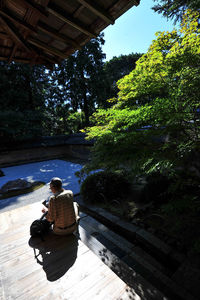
37;21;81;50
0;8;37;33
8;44;17;63
0;0;5;9
47;4;96;38
0;31;9;39
0;55;31;63
0;56;7;61
28;37;68;59
77;0;114;25
110;0;140;19
0;0;140;65
15;0;48;18
0;15;31;52
73;5;85;19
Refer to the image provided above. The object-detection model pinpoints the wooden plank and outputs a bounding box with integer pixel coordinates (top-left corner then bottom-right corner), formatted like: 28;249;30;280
8;43;17;63
0;8;37;33
0;55;31;63
77;0;114;25
28;37;67;59
47;3;96;38
0;202;140;300
0;31;9;39
0;15;31;52
37;21;81;49
16;0;48;18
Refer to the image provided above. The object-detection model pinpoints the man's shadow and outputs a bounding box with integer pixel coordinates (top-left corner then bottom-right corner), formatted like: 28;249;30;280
28;232;78;282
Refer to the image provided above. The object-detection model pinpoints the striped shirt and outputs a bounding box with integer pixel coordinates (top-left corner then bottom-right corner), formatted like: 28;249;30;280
46;189;76;228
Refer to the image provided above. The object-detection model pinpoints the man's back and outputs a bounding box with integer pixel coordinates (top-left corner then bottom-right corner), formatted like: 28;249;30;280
47;189;76;232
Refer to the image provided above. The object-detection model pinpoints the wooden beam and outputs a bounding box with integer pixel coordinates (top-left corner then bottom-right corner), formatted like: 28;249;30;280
77;0;114;25
28;37;68;59
73;5;85;19
0;56;7;61
15;0;48;18
110;0;140;20
0;15;31;52
0;55;31;63
37;21;81;50
0;8;37;33
0;31;9;39
8;44;17;63
47;4;96;38
0;0;6;9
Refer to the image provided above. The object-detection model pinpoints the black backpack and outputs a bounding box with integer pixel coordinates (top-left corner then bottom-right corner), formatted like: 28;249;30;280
30;212;52;241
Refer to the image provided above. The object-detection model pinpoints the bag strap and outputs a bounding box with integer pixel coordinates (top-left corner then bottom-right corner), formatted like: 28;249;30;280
40;211;48;221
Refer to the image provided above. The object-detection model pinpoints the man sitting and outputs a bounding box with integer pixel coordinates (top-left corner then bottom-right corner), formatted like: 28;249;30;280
42;177;79;235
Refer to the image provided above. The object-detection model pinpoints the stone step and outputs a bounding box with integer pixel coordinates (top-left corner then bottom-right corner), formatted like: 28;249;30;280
79;224;166;300
78;214;197;300
76;196;185;271
79;215;171;276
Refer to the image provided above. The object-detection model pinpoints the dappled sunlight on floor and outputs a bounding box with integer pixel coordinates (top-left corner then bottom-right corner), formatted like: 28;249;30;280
0;202;141;300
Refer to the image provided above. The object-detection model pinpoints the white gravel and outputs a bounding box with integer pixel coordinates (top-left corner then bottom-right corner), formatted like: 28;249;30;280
0;159;83;213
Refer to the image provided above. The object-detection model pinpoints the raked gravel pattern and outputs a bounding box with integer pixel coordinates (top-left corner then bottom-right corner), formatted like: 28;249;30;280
0;159;83;213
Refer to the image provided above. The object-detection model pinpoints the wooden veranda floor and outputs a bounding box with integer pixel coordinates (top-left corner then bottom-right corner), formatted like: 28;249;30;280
0;202;139;300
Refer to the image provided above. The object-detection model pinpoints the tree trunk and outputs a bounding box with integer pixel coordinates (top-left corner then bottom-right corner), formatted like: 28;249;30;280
81;72;89;126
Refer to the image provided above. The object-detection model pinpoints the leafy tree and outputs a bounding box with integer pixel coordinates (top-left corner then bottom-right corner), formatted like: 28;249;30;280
0;37;142;139
0;34;106;140
66;111;85;134
152;0;200;23
0;62;48;142
59;34;106;126
43;64;71;136
103;53;142;107
85;10;200;177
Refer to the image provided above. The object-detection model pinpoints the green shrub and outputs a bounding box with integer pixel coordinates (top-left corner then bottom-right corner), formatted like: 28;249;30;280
80;170;131;204
138;172;172;204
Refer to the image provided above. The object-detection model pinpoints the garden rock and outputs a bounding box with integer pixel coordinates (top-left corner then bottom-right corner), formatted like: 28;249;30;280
0;178;32;194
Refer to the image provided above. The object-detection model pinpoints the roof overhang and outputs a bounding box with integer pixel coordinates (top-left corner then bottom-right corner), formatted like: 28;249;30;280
0;0;140;66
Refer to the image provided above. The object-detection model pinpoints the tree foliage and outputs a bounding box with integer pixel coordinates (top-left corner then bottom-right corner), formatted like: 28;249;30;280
85;10;200;176
152;0;200;23
103;53;142;106
0;35;107;140
0;35;157;142
58;33;106;126
0;63;48;142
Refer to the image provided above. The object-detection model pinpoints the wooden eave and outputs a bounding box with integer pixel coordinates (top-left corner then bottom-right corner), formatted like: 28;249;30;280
0;0;140;66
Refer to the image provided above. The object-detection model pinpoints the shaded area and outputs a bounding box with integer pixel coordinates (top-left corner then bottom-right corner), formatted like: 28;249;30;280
78;212;197;300
29;233;78;282
79;225;167;300
0;133;93;151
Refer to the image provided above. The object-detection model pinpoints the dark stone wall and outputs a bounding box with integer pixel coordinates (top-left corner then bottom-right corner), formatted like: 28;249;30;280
0;134;93;167
0;133;93;151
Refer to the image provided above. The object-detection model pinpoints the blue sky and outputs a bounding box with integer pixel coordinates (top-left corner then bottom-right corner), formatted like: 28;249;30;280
102;0;177;60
